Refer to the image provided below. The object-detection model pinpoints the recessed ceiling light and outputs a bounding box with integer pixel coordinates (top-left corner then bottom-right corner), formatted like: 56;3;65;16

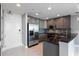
77;17;79;21
46;17;48;19
16;3;21;7
77;3;79;9
48;7;52;10
35;13;39;16
57;14;60;17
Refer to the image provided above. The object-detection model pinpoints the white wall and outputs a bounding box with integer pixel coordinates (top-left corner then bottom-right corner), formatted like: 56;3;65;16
71;15;79;56
22;14;28;48
71;15;79;45
3;11;22;51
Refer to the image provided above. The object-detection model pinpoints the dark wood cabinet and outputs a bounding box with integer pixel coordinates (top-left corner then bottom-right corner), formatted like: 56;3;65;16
63;16;71;29
47;15;71;29
39;34;48;42
46;15;71;45
55;18;64;28
47;19;55;28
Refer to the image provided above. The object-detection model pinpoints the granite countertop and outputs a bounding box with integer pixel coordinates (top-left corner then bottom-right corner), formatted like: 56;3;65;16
41;33;77;45
38;32;77;45
59;33;77;43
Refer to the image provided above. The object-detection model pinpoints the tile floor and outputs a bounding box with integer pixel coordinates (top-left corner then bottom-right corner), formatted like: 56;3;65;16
2;43;43;56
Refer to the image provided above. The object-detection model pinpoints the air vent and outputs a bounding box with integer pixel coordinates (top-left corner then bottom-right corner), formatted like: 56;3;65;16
71;12;79;16
75;12;79;14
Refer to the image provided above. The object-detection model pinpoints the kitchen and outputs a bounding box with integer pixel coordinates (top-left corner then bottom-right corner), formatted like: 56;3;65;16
1;3;78;56
27;15;77;56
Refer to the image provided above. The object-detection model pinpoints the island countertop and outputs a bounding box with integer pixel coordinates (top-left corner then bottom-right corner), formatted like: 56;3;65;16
38;33;77;45
59;33;77;43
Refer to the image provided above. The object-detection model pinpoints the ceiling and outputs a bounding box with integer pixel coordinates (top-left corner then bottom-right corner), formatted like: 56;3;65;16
2;3;78;20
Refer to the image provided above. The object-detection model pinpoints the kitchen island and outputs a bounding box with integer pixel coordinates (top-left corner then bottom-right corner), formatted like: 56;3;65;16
40;33;77;56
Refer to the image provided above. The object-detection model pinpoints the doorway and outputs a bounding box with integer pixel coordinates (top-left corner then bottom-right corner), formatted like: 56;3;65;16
2;11;22;51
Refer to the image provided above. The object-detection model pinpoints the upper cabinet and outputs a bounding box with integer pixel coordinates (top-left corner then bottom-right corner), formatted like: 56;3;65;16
63;16;71;29
28;16;39;24
39;20;47;29
47;19;55;28
47;15;71;29
55;18;64;28
28;16;47;29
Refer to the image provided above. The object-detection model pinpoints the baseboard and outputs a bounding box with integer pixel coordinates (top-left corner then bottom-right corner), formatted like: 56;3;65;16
2;44;22;52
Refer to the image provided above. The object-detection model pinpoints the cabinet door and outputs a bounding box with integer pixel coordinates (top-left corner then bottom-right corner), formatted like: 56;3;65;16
47;19;55;27
48;19;55;25
55;18;64;28
63;17;70;29
39;20;44;28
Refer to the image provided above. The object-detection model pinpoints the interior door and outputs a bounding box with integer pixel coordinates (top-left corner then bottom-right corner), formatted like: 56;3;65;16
3;13;22;51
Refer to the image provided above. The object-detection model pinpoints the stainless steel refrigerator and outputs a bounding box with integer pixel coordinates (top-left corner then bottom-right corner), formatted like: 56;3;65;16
27;23;39;47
